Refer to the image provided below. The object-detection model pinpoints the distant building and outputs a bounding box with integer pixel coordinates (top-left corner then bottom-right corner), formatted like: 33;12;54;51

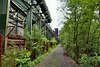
54;28;60;42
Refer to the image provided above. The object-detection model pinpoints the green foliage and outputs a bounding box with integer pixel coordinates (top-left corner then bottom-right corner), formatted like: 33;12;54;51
41;36;49;42
1;48;31;67
24;24;49;53
50;38;57;43
60;0;100;66
16;50;31;67
2;24;58;67
32;44;58;66
24;24;41;41
1;49;17;67
78;54;100;67
24;24;58;66
24;24;42;56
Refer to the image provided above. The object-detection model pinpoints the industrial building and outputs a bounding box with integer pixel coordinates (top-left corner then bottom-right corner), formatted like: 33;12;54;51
0;0;54;52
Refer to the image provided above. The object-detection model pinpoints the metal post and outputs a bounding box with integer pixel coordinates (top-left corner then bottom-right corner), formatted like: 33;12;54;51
44;23;46;36
16;11;19;34
0;0;10;52
49;32;51;40
38;9;41;34
27;7;32;34
47;28;48;39
36;9;40;28
48;30;50;40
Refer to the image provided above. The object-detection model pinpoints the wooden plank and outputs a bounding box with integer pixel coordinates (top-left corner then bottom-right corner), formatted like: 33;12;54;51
7;39;24;45
7;39;24;41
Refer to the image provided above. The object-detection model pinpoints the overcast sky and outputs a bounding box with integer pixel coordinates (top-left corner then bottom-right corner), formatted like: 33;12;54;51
45;0;64;30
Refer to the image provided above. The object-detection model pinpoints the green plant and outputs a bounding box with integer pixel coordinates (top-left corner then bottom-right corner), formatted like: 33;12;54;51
50;38;57;43
1;49;17;67
78;54;100;67
24;24;42;60
16;49;31;67
59;0;100;66
24;24;59;67
1;48;30;67
32;44;58;66
41;36;49;42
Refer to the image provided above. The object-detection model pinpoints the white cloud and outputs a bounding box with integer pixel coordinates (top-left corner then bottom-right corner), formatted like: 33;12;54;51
45;0;64;30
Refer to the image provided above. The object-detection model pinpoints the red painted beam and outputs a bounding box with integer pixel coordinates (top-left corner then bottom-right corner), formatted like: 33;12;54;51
24;38;26;48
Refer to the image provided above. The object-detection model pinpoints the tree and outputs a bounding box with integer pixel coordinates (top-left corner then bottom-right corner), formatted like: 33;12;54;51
60;0;100;65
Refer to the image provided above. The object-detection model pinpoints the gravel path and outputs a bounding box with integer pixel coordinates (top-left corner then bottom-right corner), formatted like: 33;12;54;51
35;45;80;67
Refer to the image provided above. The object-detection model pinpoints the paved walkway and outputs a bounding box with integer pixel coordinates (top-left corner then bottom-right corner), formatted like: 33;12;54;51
35;45;80;67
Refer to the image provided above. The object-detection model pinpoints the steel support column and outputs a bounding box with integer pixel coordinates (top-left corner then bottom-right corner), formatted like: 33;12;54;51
16;11;19;34
44;23;46;37
48;29;49;40
48;30;50;40
0;0;10;52
27;8;32;33
47;28;49;40
49;32;51;40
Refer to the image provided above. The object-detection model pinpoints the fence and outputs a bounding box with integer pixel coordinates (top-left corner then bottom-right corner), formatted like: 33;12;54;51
7;35;26;49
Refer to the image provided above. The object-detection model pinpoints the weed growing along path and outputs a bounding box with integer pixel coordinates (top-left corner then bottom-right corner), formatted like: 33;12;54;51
35;45;80;67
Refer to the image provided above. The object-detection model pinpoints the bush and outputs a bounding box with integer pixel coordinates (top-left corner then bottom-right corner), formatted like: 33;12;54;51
1;48;31;67
78;54;100;67
50;38;57;43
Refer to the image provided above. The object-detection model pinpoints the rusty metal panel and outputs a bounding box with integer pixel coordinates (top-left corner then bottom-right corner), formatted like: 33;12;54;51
7;36;26;50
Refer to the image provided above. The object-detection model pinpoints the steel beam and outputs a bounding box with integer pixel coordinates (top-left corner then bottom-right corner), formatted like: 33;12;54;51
16;11;19;34
0;0;10;52
27;7;32;33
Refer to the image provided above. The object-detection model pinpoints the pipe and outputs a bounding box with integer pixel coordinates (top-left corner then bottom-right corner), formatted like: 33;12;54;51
40;1;48;13
36;0;44;5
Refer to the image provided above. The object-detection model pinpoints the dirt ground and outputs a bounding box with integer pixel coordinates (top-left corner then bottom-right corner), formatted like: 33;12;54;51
35;45;80;67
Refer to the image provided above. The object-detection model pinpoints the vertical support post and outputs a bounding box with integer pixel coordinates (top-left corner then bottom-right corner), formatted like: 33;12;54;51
50;31;51;40
24;38;26;48
47;28;48;39
16;11;19;34
52;33;53;39
49;30;50;40
38;9;41;34
48;29;50;40
27;8;32;34
0;35;2;67
0;0;10;52
37;19;40;28
45;24;46;37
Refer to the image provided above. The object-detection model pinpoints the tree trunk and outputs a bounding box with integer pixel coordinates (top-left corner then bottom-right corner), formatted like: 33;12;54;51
74;8;79;63
86;20;91;56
